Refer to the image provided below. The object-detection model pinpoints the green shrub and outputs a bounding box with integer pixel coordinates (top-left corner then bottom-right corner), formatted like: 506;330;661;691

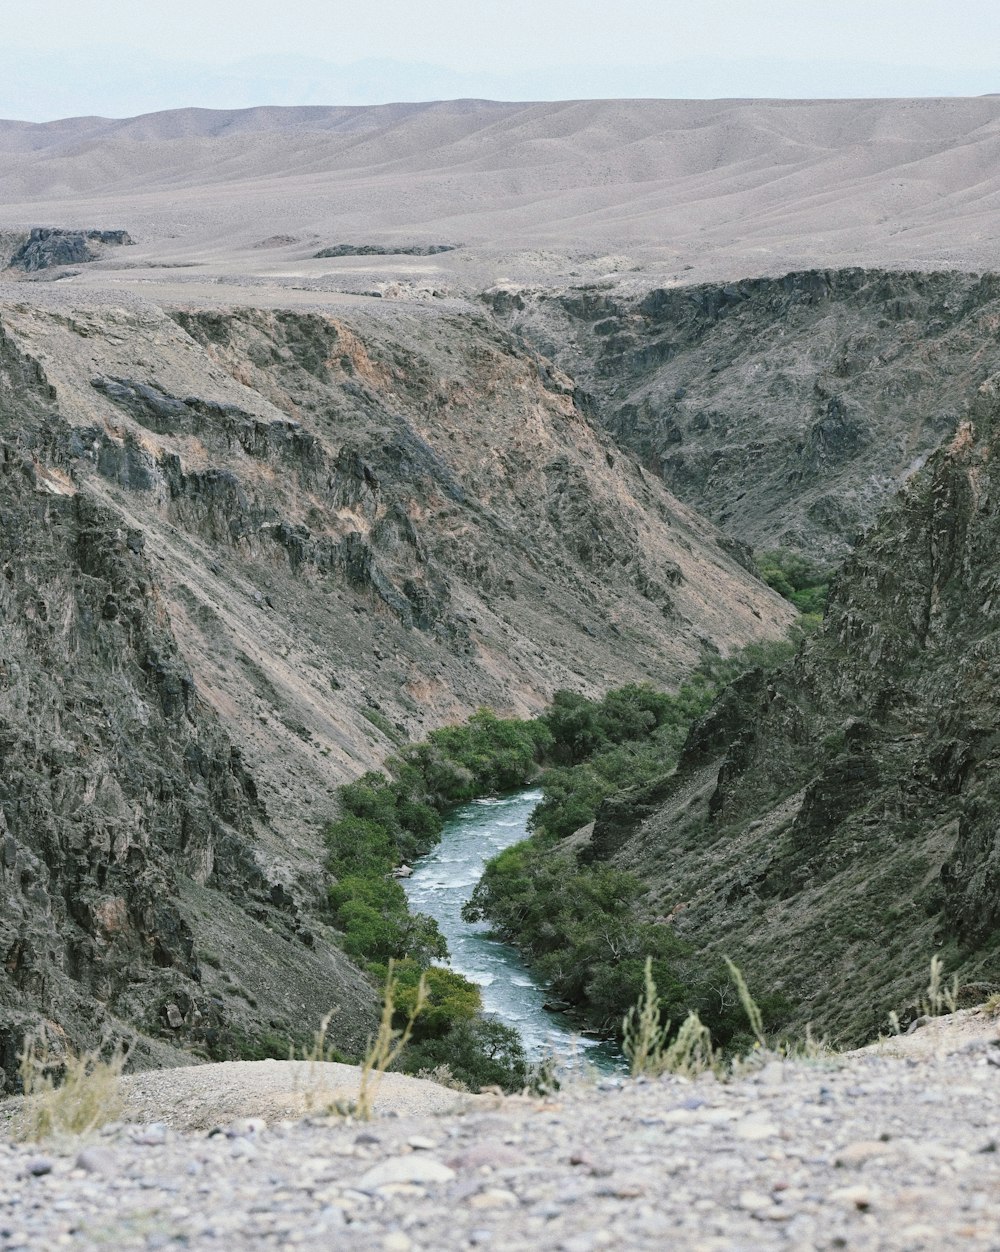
391;961;482;1039
464;840;698;1031
424;708;551;798
530;677;734;843
757;548;832;615
326;816;396;876
401;1017;528;1092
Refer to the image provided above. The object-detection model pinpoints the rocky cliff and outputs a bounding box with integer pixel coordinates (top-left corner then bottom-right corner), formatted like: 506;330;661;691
490;269;1000;561
588;374;1000;1043
0;292;791;1086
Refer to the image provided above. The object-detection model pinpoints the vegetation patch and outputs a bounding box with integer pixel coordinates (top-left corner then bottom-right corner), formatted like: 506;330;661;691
14;1028;125;1141
757;548;832;616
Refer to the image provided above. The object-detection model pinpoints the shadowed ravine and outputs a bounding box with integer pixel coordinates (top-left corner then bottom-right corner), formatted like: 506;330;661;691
401;790;624;1073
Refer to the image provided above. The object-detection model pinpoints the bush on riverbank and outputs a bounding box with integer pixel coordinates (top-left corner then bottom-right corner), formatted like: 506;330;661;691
323;712;543;1090
463;835;786;1046
462;634;807;1046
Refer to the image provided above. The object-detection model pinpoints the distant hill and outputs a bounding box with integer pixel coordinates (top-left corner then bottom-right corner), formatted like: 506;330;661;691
4;97;1000;288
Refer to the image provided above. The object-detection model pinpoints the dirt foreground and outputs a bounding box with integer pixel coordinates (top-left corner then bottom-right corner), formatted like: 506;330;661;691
2;1010;999;1250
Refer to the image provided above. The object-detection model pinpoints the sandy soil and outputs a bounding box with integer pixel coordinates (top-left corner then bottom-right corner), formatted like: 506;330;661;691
0;1061;481;1137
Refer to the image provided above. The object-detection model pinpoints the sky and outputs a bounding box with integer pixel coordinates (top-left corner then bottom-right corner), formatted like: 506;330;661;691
3;0;1000;121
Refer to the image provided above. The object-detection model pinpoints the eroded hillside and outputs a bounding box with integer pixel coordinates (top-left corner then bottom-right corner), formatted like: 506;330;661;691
0;293;791;1086
491;269;1000;560
587;375;1000;1044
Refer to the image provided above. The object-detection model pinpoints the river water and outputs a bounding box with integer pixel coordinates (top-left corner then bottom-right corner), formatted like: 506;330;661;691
401;789;624;1073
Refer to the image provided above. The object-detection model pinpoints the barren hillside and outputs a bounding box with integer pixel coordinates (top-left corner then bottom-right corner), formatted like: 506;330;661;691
4;97;1000;295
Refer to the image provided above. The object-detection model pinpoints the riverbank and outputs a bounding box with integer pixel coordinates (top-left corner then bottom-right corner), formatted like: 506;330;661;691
3;1008;998;1250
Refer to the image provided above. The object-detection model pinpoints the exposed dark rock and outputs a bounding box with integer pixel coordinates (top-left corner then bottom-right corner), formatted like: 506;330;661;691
7;229;134;272
490;269;1000;561
314;244;457;259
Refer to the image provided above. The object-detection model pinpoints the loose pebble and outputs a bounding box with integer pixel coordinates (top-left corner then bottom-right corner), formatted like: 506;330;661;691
1;1048;998;1248
357;1155;456;1189
74;1146;116;1175
467;1187;519;1209
131;1122;169;1146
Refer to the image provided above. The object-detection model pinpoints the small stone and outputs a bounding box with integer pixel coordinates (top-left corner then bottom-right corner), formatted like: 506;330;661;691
408;1135;437;1151
382;1234;412;1252
132;1123;169;1146
559;1236;601;1252
227;1118;266;1138
357;1156;456;1190
757;1061;786;1087
230;1138;257;1160
24;1156;53;1176
734;1115;780;1141
164;1003;183;1029
835;1140;893;1167
468;1188;518;1209
900;1224;947;1242
448;1143;527;1171
830;1184;874;1211
739;1190;774;1212
75;1147;116;1176
595;1182;644;1199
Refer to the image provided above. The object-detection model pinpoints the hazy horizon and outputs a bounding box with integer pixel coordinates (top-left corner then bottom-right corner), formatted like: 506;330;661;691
4;0;1000;122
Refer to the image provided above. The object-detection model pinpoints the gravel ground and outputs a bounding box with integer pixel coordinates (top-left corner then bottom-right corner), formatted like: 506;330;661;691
114;1061;482;1132
2;1013;999;1251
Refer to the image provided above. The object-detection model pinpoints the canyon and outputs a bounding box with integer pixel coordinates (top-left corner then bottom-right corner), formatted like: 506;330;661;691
3;97;1000;1080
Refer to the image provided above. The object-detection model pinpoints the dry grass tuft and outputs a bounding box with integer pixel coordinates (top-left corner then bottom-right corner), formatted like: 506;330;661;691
623;957;832;1080
15;1026;125;1142
921;955;959;1019
622;957;719;1079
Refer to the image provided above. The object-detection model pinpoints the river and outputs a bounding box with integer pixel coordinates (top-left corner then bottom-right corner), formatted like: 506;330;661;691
401;789;624;1073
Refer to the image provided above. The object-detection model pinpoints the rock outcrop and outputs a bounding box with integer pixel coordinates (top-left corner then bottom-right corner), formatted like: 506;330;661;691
314;245;457;258
6;229;134;272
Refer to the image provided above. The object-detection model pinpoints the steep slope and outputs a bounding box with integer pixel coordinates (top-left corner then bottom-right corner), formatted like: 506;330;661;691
491;269;1000;560
587;375;1000;1044
0;292;791;1087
